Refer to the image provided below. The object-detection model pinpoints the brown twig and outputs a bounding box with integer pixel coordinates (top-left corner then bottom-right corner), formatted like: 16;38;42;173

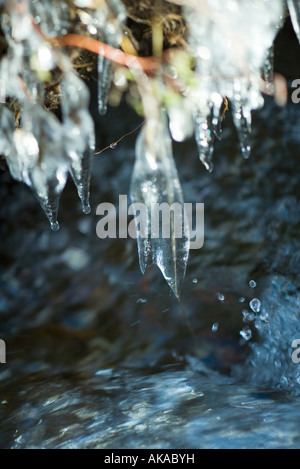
53;34;160;73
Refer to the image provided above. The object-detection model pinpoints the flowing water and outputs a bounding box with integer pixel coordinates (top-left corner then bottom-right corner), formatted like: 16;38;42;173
1;77;300;448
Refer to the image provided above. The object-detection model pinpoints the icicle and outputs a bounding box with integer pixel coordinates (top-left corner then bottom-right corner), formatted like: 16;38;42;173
288;0;300;44
130;114;190;300
69;150;93;215
231;99;252;159
61;72;95;215
23;105;68;231
10;123;65;232
29;0;70;37
93;0;126;115
230;79;252;159
211;93;224;141
194;107;215;172
98;55;113;116
0;105;15;159
262;46;275;95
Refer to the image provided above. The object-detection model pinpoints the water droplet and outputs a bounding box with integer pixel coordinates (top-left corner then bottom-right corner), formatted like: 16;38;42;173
212;322;219;332
217;292;225;301
82;203;91;215
50;221;60;232
63;247;89;270
192;279;198;284
240;326;252;341
250;298;261;313
249;280;257;288
136;298;147;304
242;309;255;323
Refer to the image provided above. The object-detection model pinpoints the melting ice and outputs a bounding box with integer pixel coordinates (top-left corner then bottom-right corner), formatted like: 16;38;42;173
183;0;284;170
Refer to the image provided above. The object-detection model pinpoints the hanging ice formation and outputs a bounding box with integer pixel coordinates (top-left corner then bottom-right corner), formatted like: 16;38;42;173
183;0;285;170
130;113;190;299
61;72;95;215
288;0;300;44
0;0;105;229
1;0;299;294
90;0;126;115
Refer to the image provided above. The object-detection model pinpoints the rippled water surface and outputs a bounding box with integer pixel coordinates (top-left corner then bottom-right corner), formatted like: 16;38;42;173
1;89;300;449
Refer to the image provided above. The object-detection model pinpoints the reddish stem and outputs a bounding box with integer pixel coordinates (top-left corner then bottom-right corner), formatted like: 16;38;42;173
54;34;160;73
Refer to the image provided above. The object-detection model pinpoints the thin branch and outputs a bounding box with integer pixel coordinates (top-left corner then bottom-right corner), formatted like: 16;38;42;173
94;120;145;155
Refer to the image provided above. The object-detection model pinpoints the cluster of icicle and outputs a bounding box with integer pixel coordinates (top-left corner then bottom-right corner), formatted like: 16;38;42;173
132;0;290;297
0;0;125;231
1;0;300;296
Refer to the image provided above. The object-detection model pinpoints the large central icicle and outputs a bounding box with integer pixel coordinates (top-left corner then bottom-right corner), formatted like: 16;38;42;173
130;114;190;300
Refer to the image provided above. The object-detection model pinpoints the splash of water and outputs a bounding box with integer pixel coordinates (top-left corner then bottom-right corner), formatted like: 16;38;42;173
235;276;300;395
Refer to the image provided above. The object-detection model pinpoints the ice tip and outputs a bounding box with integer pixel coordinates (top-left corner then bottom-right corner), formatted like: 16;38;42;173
50;221;60;232
99;104;108;116
241;145;251;159
202;160;214;173
82;203;91;215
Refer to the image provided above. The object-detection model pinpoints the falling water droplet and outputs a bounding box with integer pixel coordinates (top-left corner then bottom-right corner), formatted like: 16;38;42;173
250;298;261;313
82;203;91;215
217;292;225;302
60;72;95;215
240;326;252;341
50;221;60;232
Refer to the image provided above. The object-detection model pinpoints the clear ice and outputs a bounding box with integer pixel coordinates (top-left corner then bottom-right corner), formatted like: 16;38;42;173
61;72;95;215
130;113;190;299
288;0;300;44
91;0;126;115
21;104;69;231
183;0;284;169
